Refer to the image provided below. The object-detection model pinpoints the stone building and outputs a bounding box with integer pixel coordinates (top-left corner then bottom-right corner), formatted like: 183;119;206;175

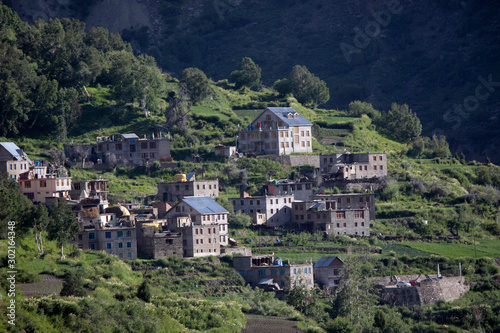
292;200;370;236
157;173;219;204
0;142;32;180
76;225;137;260
19;176;72;203
238;107;313;155
320;152;387;179
135;221;183;259
313;256;344;289
311;193;376;221
214;144;237;157
70;179;109;213
64;132;171;167
233;254;314;290
262;179;313;201
231;192;293;226
164;196;229;246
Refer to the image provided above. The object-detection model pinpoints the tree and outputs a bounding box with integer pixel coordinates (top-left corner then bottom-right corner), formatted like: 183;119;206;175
181;67;211;104
137;280;152;302
348;101;381;121
289;65;329;107
273;78;292;97
158;84;192;135
47;198;79;259
382;103;422;143
31;205;49;256
228;211;252;228
60;270;86;297
229;57;261;89
0;172;34;238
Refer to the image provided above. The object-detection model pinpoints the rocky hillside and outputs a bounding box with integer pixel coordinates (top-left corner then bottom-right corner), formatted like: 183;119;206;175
5;0;500;162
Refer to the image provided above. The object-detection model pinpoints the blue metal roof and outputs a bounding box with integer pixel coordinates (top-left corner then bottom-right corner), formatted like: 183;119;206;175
314;256;344;268
186;172;196;181
0;142;31;163
182;196;228;214
313;186;325;195
309;202;325;210
266;107;312;126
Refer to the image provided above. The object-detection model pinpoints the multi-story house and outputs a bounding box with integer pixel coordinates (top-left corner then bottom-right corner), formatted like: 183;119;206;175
263;179;313;201
157;173;219;203
292;199;370;236
320;152;387;179
76;225;137;260
164;196;229;246
70;179;109;213
136;221;183;259
64;132;171;167
231;192;293;227
19;176;72;203
233;254;314;290
238;107;313;155
0;142;33;180
311;193;376;221
314;256;344;289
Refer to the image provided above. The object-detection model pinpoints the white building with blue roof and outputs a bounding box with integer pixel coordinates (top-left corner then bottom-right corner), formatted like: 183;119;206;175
0;142;33;180
165;196;229;247
238;107;313;155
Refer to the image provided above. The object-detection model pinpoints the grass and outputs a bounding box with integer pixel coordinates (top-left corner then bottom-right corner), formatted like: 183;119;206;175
402;239;500;258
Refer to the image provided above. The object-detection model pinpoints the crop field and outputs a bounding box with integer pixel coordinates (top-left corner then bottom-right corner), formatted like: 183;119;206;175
402;239;500;258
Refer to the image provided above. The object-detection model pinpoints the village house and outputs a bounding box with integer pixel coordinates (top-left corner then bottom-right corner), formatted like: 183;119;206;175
292;199;370;236
231;191;293;227
314;256;344;289
233;254;314;290
214;144;237;157
135;221;183;259
320;152;387;179
69;179;109;213
157;173;219;204
19;174;72;203
238;107;313;155
164;196;229;246
0;142;33;180
311;192;376;220
76;224;137;260
262;179;313;201
64;132;171;167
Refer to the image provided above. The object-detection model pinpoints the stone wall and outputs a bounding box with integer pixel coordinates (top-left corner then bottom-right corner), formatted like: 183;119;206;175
265;155;320;168
323;178;384;191
221;247;253;256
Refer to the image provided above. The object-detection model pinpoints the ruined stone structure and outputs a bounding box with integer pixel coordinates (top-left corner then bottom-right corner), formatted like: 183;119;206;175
320;152;387;179
311;193;376;220
157;173;218;204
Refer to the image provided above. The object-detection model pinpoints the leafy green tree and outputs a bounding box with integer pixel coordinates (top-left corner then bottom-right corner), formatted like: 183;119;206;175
31;205;50;256
47;198;79;259
137;280;152;302
348;101;381;121
60;270;87;297
228;211;252;228
273;78;293;97
181;67;211;104
229;57;261;89
324;316;354;333
289;65;329;107
382;103;422;143
373;309;386;332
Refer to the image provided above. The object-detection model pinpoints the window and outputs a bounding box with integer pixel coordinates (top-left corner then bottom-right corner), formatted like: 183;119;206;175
107;243;112;249
337;223;340;227
293;268;297;274
373;156;377;161
359;197;363;202
105;232;112;239
130;144;136;152
119;243;123;248
117;231;123;238
90;243;95;250
347;198;350;203
374;165;377;170
247;270;253;277
380;165;384;170
259;270;265;276
336;211;346;219
150;152;157;159
301;131;304;136
89;233;95;240
361;222;365;226
141;142;148;149
185;184;189;190
128;252;132;258
40;181;47;188
271;269;276;276
338;198;342;204
127;242;132;248
25;182;31;188
115;143;122;150
343;223;347;227
270;209;274;214
355;210;364;219
366;197;370;202
355;222;358;227
196;239;199;244
149;142;156;149
365;166;367;170
280;269;285;275
380;156;383;160
126;231;131;237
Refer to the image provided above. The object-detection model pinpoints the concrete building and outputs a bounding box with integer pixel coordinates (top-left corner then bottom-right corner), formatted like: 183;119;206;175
76;225;137;260
314;256;344;289
263;179;313;201
214;144;237;157
157;173;219;204
312;193;376;220
64;132;171;167
69;179;109;213
231;192;293;227
0;142;33;180
292;200;370;236
320;152;387;179
238;107;313;155
233;254;314;290
19;176;72;203
165;196;229;246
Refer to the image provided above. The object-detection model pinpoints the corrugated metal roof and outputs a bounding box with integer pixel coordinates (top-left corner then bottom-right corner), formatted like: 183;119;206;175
267;107;312;126
313;186;324;195
121;133;139;139
309;202;325;210
182;196;228;214
314;256;344;268
0;142;32;163
186;172;196;181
